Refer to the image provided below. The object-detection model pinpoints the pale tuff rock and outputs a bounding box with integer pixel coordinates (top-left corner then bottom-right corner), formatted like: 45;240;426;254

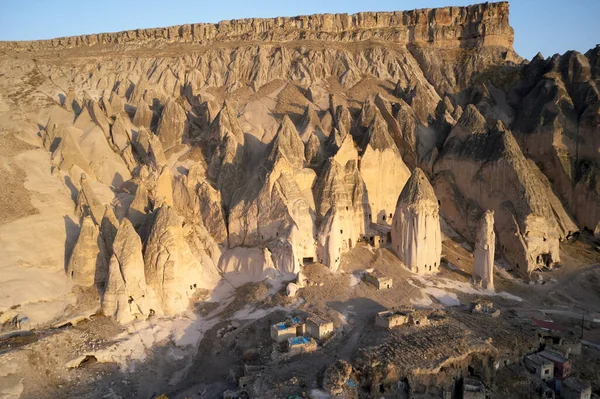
109;113;131;153
172;164;203;222
218;247;277;281
197;182;228;243
67;215;110;286
144;206;211;315
100;205;119;252
296;271;307;288
88;100;112;139
317;205;358;272
268;239;303;275
7;2;513;51
391;168;442;275
360;109;411;225
358;95;378;130
228;115;316;264
70;106;132;186
134;127;167;170
473;210;495;291
268;115;305;168
207;100;245;204
376;95;418;169
110;218;157;317
102;254;133;323
434;113;576;274
511;50;600;232
132;98;154;129
154;165;174;206
127;181;150;229
63;88;80;114
286;282;300;297
77;174;105;226
299;104;326;143
156;98;188;149
50;125;96;181
304;133;322;166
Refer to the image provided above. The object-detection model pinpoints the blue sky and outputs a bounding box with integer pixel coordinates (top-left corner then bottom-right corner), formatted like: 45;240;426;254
0;0;598;59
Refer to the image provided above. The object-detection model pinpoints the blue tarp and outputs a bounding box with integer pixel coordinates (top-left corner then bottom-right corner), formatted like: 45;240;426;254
346;379;357;388
276;323;287;330
291;316;301;324
288;336;310;346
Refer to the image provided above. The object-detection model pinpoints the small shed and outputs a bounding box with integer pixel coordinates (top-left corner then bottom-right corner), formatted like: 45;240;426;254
375;309;411;329
363;270;393;290
561;377;591;399
524;354;554;382
287;336;317;355
539;350;571;380
270;317;305;343
306;316;333;340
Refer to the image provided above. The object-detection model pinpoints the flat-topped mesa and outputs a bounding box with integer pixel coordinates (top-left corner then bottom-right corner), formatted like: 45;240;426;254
1;2;513;51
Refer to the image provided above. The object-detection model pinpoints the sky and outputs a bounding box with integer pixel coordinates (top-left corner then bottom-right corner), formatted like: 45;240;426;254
0;0;598;60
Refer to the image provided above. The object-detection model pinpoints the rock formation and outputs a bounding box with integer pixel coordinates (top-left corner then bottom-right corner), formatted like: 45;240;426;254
433;106;577;274
472;210;495;290
3;0;600;330
67;215;110;286
391;168;442;275
359;109;411;225
144;206;218;315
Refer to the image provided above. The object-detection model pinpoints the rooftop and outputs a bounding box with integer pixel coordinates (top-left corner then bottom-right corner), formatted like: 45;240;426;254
539;350;569;363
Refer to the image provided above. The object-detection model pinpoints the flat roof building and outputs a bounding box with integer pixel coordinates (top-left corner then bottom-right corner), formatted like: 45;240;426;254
375;309;411;329
363;270;393;290
561;377;591;399
539;350;571;380
287;336;317;355
270;316;305;343
524;354;554;382
306;315;334;340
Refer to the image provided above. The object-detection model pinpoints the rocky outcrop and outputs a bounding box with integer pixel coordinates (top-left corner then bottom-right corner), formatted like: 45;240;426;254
104;218;158;321
473;210;495;290
323;360;353;396
3;3;513;51
360;109;411;225
433;107;577;275
510;50;600;233
67;216;110;286
156;98;188;149
391;168;442;274
144;206;217;315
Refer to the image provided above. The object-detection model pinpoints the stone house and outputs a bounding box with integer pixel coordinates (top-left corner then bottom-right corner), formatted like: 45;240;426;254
524;354;554;382
306;316;333;340
270;316;305;343
287;336;317;355
363;270;393;290
561;377;591;399
375;309;411;329
539;350;571;380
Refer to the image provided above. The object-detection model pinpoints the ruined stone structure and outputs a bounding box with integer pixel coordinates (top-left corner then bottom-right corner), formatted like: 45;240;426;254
391;168;442;274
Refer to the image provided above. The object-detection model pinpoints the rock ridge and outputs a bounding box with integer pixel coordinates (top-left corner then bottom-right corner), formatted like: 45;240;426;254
0;2;513;51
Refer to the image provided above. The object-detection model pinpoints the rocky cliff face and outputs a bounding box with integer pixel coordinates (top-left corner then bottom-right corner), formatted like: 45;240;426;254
1;2;513;50
1;1;598;326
